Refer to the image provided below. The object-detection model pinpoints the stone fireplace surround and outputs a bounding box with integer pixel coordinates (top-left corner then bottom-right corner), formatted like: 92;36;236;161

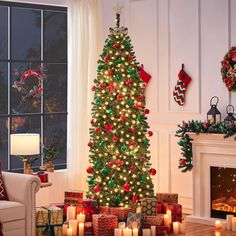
186;133;236;225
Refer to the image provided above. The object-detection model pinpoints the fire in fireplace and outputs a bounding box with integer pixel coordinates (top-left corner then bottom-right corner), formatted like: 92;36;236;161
211;166;236;219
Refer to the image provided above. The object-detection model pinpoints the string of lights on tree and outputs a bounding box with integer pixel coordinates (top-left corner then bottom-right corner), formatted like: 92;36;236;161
86;7;156;207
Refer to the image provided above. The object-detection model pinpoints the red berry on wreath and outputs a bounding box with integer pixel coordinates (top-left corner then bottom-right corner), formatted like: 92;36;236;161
117;94;123;100
203;121;209;128
180;159;187;165
95;128;100;133
86;166;94;174
144;109;150;114
113;42;119;49
130;165;135;172
132;195;139;203
123;183;131;192
149;168;156;176
148;131;153;137
94;185;102;193
112;136;119;142
109;161;115;167
120;115;126;121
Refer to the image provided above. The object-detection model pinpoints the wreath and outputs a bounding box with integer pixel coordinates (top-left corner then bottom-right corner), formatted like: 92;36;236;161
221;46;236;91
12;67;45;100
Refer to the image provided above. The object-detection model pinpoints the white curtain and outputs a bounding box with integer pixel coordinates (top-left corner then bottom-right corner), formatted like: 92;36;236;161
67;0;102;190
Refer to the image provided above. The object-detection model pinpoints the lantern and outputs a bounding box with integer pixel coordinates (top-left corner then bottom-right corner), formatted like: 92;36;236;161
224;105;236;124
207;96;221;124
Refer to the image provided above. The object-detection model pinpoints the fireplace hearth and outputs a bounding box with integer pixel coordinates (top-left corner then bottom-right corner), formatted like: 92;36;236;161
211;166;236;219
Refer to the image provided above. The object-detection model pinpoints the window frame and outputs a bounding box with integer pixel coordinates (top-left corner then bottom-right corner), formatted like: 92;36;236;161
0;1;68;172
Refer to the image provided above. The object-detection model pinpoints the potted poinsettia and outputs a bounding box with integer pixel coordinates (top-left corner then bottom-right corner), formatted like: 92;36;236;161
42;144;58;172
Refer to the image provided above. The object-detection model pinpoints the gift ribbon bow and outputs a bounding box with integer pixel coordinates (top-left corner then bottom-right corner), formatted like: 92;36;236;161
77;200;98;216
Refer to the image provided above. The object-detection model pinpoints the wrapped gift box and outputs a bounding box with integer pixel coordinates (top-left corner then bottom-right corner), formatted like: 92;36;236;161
142;214;165;227
141;198;158;216
99;206;110;214
36;206;63;236
92;214;118;236
126;212;142;229
85;221;93;235
50;203;65;221
64;189;83;204
110;207;135;221
78;199;99;221
156;225;171;235
163;203;182;223
156;193;178;204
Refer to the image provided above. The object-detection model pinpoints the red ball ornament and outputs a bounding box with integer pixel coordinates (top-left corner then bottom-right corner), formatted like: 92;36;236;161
130;128;136;133
149;168;157;176
132;195;139;203
117;159;124;167
108;82;116;92
125;79;132;86
130;165;135;172
148;131;153;137
117;94;123;100
95;128;100;133
113;42;119;49
112;136;119;142
203;121;209;128
138;95;143;101
91;195;96;200
94;185;102;193
109;161;115;167
107;70;112;76
123;183;131;192
88;141;93;148
127;55;133;61
99;83;104;89
135;102;142;110
130;140;136;146
86;166;94;174
90;119;95;125
144;109;150;114
104;55;110;62
91;85;96;91
120;115;126;121
180;159;187;165
104;123;113;133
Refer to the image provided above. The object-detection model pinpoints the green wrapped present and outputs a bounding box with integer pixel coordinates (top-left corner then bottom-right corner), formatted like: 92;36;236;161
36;206;63;236
141;198;157;216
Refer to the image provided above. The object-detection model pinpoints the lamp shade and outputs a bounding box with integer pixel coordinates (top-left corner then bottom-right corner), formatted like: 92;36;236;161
10;133;40;155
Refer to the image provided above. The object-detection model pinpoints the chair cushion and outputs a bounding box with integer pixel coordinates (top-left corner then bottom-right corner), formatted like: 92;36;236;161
0;164;8;200
0;201;25;223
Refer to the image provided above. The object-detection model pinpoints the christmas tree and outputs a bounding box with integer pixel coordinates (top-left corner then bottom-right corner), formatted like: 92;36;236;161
86;6;156;207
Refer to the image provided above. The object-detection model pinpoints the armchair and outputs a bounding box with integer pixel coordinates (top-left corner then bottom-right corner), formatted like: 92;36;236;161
0;172;40;236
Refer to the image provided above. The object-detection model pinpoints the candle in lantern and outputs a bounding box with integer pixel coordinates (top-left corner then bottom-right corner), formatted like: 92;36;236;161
226;214;234;231
164;214;170;226
67;206;76;221
173;222;180;234
142;228;151;236
69;220;78;236
67;228;73;236
232;217;236;232
79;222;84;235
114;228;122;236
123;228;132;236
166;210;172;224
215;220;221;230
62;224;68;236
77;213;86;223
118;221;126;229
133;228;139;236
151;226;156;236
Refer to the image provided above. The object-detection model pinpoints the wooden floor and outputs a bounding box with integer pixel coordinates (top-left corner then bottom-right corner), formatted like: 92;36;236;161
169;222;236;236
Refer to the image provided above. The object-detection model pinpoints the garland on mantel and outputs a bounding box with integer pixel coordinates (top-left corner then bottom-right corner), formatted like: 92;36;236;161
176;120;236;172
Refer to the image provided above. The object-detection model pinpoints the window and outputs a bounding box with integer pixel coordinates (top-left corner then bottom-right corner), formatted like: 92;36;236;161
0;2;67;172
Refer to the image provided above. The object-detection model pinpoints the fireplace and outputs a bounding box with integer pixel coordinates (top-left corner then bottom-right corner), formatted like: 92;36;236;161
211;166;236;219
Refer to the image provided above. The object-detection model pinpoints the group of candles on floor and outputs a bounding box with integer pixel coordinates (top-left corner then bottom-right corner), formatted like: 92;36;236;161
214;214;236;235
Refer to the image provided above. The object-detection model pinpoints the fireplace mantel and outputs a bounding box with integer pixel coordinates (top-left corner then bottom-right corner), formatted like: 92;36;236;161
186;132;236;225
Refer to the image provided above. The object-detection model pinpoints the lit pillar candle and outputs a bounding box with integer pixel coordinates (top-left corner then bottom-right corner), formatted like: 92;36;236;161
114;228;122;236
179;222;185;234
226;215;234;230
67;228;73;236
69;220;78;236
215;231;221;236
67;206;76;221
164;214;170;226
79;222;84;235
77;213;86;223
123;228;132;236
166;210;172;224
151;226;156;236
133;228;139;236
142;228;151;236
221;222;227;231
62;224;68;236
232;217;236;231
173;222;179;234
215;220;221;230
118;221;126;229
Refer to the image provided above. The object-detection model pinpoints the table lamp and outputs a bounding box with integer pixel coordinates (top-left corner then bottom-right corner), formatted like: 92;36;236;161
10;133;40;174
